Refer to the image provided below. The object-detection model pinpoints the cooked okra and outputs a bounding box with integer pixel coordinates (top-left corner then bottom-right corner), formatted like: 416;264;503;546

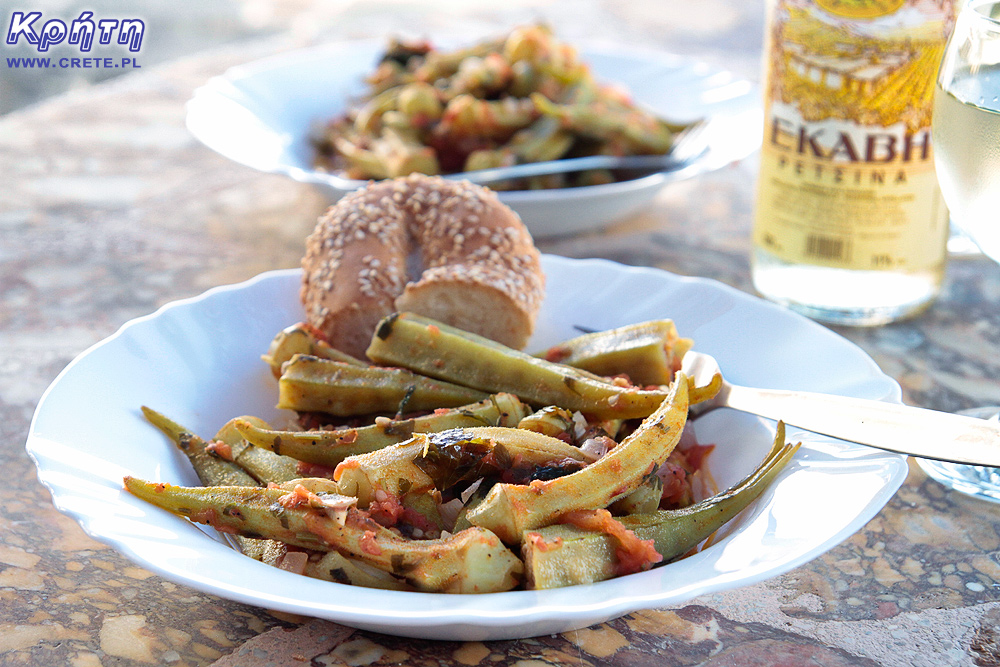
127;315;796;594
522;424;799;588
334;426;588;507
465;373;691;543
212;416;300;485
538;320;693;387
365;312;675;419
278;353;488;416
141;406;257;488
262;322;366;378
123;478;522;593
140;407;292;559
234;393;530;467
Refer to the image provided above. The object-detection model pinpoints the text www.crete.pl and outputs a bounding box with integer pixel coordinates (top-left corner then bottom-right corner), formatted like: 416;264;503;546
4;10;144;69
6;56;140;69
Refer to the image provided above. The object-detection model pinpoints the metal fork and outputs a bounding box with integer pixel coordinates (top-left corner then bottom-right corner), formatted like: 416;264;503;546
683;350;1000;467
444;118;712;186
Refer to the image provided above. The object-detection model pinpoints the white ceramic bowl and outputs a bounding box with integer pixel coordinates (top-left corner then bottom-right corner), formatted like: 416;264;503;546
26;256;907;640
185;40;762;237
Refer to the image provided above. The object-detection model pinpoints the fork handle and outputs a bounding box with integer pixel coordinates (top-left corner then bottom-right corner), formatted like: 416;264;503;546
723;384;1000;467
443;153;696;185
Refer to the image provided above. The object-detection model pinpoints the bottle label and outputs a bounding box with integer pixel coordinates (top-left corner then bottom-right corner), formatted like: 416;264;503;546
815;0;905;19
754;0;953;272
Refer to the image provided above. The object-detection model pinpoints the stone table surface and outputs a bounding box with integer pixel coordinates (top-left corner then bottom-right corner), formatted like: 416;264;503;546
2;1;1000;665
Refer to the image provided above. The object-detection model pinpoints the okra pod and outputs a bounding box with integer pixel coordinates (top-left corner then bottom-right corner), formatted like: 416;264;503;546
522;424;799;588
278;353;488;416
396;81;443;123
466;374;690;543
334;438;436;505
123;479;522;593
272;477;343;495
273;478;440;533
141;406;257;488
531;93;677;153
235;393;530;467
140;408;286;558
373;127;441;178
353;87;401;135
262;323;366;378
438;95;537;140
332;135;391;179
516;406;575;439
608;475;664;515
413;38;506;83
365;313;674;419
539;320;693;387
507;116;574;163
335;426;588;507
213;417;301;486
306;551;413;591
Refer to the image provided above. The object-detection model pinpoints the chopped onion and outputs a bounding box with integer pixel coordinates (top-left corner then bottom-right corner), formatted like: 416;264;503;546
460;478;484;504
438;498;463;532
276;551;309;575
572;411;588;440
315;492;357;525
316;493;358;511
579;437;611;461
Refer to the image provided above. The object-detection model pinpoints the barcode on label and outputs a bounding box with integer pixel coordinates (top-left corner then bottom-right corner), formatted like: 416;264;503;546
805;235;849;261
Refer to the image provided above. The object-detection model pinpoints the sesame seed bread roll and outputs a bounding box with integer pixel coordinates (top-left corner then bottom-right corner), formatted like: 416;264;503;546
301;175;545;359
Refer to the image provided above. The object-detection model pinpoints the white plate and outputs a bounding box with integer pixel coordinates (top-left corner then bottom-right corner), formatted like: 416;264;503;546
185;40;762;238
26;257;906;641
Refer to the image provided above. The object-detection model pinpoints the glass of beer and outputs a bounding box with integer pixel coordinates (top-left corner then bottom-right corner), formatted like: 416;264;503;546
921;0;1000;501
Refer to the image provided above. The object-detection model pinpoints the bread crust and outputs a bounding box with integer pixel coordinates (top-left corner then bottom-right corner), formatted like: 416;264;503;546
301;175;544;358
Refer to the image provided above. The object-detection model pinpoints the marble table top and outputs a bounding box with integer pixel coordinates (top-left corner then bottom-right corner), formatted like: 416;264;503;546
2;1;999;665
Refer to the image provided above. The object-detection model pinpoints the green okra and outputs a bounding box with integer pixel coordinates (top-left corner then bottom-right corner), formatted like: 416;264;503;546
141;406;257;488
262;322;366;378
530;93;679;154
507;115;575;163
396;82;443;122
522;423;800;589
332;135;391;179
213;417;300;486
608;474;664;515
335;426;588;507
353;86;402;135
516;407;624;447
140;407;277;559
364;313;675;419
277;353;488;417
305;551;414;591
123;478;522;593
452;481;492;533
538;320;694;387
516;406;576;439
466;374;690;543
372;128;441;178
400;491;445;533
235;393;530;468
413;37;506;84
333;438;437;505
